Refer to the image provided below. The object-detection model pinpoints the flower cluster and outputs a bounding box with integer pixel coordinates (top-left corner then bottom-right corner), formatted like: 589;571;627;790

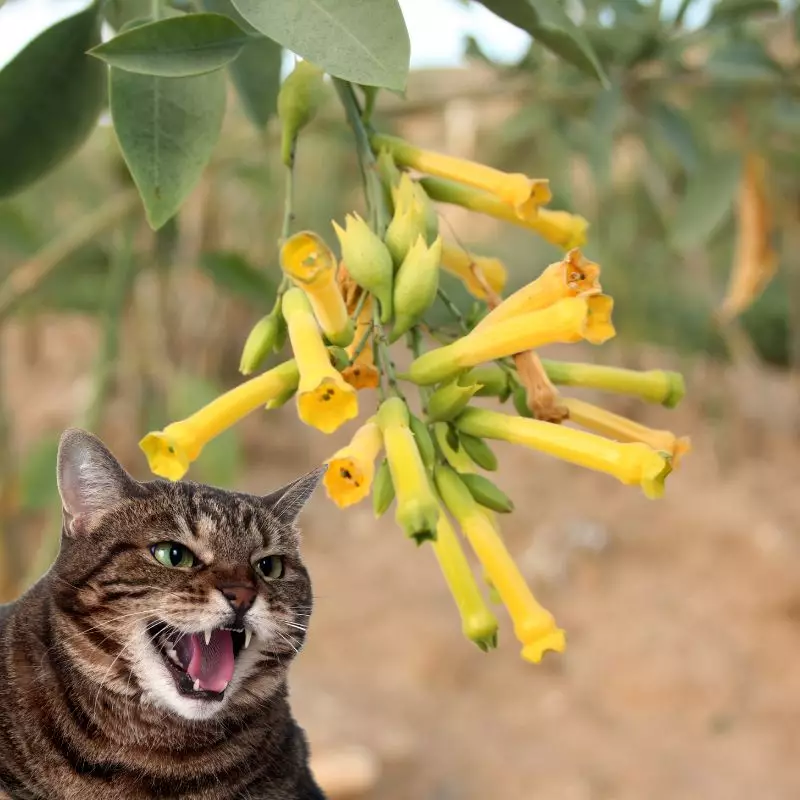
140;78;690;665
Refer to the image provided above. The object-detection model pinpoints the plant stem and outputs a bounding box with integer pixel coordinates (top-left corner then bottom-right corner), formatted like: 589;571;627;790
436;287;470;334
0;190;139;320
84;230;136;431
349;319;374;363
332;78;390;235
280;163;295;246
151;0;162;20
372;300;403;400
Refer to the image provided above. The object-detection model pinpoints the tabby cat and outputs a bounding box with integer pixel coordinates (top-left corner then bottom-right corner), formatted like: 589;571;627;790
0;429;328;799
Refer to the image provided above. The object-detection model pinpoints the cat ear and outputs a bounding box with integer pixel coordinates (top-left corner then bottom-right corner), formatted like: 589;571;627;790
57;428;139;536
263;465;327;526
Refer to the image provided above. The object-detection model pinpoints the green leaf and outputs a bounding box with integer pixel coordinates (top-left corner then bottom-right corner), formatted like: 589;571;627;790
707;0;779;26
671;154;741;251
649;101;699;171
110;68;227;229
707;39;783;81
202;0;283;128
0;6;105;198
104;0;153;31
19;436;61;513
198;251;276;305
475;0;608;84
231;0;410;91
89;14;250;77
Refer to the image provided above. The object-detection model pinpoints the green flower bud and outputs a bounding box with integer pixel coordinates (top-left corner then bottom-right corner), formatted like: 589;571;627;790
332;214;394;323
385;176;428;268
459;473;515;514
239;312;281;376
464;365;511;399
513;385;534;418
377;148;402;195
277;60;326;167
459;433;498;471
409;413;435;469
426;377;482;422
390;234;443;342
372;458;395;518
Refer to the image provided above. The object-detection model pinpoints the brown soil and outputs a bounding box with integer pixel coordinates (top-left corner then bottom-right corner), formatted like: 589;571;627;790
233;400;800;800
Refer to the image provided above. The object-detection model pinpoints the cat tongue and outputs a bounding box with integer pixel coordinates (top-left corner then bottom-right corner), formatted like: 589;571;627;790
186;630;234;693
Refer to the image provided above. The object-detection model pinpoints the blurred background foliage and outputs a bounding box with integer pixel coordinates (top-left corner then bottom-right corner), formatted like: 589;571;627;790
0;0;797;603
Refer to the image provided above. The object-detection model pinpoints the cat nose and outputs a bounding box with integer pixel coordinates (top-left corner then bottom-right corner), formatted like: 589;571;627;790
219;584;257;613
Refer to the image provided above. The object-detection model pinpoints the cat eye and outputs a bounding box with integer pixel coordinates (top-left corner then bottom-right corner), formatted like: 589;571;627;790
255;555;285;580
151;542;198;570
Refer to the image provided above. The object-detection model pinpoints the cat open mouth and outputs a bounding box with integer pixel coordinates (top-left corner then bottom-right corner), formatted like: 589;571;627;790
147;621;250;700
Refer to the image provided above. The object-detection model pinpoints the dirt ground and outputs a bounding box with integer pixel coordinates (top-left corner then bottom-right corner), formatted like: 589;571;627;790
4;321;800;800
231;396;800;800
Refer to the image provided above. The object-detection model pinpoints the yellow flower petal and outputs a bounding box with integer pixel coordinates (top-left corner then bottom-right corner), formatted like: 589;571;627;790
342;293;379;390
283;288;358;434
456;407;672;499
562;397;691;468
435;464;565;662
475;249;601;331
440;241;507;300
372;134;551;217
420;177;588;249
408;296;615;386
139;359;300;481
431;509;499;651
281;232;353;346
377;398;439;544
324;419;383;508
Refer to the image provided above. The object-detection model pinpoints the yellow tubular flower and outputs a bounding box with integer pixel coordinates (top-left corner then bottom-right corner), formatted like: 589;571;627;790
281;231;354;347
420;177;587;249
719;152;777;322
377;397;440;544
440;242;507;300
408;296;615;386
282;288;358;434
562;397;691;467
526;208;590;250
372;134;551;218
435;464;566;663
475;249;601;331
324;418;383;508
431;510;499;651
342;294;379;390
140;360;300;481
456;407;672;499
540;360;686;408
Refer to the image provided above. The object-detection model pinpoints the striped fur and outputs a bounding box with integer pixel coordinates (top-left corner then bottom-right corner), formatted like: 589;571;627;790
0;430;326;799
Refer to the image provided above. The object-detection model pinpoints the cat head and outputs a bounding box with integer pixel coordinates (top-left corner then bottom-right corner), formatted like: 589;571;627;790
52;428;325;722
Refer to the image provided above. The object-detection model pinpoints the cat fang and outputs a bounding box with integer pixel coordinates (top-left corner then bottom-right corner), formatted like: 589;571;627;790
147;621;254;700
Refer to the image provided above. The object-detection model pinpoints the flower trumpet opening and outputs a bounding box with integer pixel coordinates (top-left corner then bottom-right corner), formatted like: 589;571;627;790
139;429;195;482
281;231;337;285
283;288;359;434
475;249;602;332
324;420;382;508
139;360;300;481
297;375;359;435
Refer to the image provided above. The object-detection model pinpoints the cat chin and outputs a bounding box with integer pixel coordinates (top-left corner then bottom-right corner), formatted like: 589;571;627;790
130;625;278;722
